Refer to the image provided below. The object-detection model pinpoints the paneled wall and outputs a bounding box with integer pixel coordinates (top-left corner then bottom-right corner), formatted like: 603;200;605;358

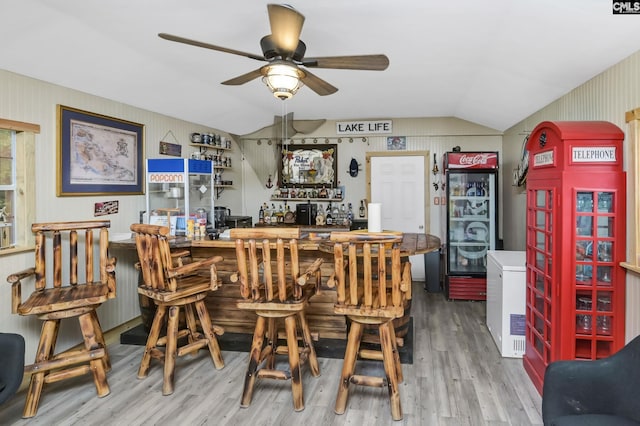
0;69;241;360
501;50;640;341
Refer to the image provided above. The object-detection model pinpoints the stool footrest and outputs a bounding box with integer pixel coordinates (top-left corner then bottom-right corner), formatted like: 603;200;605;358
359;348;384;361
178;339;208;357
350;374;386;388
25;347;106;374
257;368;291;380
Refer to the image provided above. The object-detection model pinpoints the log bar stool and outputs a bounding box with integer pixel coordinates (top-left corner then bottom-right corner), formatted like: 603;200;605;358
231;227;323;411
6;220;117;418
329;231;412;421
130;224;225;395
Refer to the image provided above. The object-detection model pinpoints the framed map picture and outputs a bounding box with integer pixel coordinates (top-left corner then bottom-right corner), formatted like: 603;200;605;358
57;105;145;196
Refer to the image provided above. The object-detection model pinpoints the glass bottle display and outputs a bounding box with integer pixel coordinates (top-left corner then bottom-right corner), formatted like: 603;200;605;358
523;121;626;395
444;151;499;300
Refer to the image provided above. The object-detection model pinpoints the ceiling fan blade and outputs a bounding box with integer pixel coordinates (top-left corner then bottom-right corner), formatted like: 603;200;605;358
300;69;338;96
302;54;389;71
267;4;305;57
221;68;264;86
158;33;266;62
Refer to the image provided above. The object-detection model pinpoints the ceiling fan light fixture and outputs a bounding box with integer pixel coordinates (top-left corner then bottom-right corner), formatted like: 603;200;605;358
262;62;305;100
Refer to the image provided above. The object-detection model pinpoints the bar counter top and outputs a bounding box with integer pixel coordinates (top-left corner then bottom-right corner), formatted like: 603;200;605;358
112;231;441;256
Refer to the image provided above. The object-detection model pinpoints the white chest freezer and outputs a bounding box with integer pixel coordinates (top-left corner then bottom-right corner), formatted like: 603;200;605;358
486;250;526;358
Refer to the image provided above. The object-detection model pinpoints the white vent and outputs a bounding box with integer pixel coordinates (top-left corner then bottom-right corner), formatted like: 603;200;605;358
513;337;526;356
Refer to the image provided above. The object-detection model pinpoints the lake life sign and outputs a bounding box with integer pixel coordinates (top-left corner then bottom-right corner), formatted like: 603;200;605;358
336;120;392;135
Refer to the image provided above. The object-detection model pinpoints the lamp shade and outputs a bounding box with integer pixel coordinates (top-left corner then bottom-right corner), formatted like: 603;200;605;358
262;61;305;100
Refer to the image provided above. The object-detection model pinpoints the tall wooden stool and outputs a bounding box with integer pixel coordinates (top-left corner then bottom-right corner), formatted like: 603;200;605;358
329;231;412;421
231;227;323;411
130;224;225;395
6;220;117;418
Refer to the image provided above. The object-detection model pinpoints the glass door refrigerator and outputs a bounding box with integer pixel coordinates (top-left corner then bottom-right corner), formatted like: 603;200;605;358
444;151;499;300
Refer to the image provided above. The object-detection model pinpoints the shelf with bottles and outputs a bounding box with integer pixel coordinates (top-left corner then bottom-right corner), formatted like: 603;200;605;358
189;142;232;152
450;215;490;222
270;197;343;202
449;195;490;201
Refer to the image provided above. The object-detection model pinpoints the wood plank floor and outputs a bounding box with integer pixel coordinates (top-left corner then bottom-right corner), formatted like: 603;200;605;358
0;283;542;425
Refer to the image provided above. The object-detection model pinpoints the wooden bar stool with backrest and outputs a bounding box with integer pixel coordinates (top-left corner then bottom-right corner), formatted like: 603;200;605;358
329;231;412;421
130;224;225;395
6;220;117;418
231;227;323;411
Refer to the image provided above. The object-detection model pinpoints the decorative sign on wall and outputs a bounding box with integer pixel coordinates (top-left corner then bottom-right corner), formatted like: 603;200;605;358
94;200;119;216
159;130;182;156
386;136;406;150
336;120;392;135
159;141;182;157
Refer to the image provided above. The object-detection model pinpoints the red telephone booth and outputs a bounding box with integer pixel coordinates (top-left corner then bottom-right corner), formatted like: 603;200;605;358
523;121;626;394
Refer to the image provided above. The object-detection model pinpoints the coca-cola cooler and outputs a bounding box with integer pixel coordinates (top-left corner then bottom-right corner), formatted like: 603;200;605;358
444;151;499;300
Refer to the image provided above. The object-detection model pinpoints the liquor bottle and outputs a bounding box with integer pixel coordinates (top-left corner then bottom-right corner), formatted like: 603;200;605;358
277;204;284;223
340;203;347;225
264;203;271;225
270;204;277;225
359;200;365;218
258;204;265;224
315;204;325;225
347;203;354;226
326;202;333;225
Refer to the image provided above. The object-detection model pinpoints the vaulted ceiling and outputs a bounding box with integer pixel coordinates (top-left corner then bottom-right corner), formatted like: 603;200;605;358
2;1;639;135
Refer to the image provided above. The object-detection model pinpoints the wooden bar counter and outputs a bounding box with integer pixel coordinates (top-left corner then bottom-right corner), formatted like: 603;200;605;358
113;229;441;341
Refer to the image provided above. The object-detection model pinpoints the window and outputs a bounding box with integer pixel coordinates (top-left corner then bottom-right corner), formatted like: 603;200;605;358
0;118;38;254
622;108;640;273
0;129;16;248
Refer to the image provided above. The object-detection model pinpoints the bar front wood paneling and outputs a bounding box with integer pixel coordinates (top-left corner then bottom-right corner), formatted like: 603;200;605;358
113;232;441;341
191;238;344;338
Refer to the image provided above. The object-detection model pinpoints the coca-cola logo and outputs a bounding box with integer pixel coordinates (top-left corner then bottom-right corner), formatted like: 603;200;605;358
459;153;491;165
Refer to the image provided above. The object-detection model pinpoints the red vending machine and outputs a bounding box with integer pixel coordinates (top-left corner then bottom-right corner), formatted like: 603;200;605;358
444;151;499;300
523;121;626;394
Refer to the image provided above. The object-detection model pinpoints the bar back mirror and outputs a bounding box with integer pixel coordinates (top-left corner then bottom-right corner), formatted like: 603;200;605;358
280;144;337;187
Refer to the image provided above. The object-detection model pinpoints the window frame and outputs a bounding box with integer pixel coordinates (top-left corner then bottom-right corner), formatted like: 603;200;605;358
621;108;640;273
0;118;39;255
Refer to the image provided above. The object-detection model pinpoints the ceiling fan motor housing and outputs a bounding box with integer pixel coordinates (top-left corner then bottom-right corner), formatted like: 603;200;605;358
261;35;306;61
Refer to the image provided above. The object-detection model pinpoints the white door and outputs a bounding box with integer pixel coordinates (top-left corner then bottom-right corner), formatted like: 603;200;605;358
370;155;426;280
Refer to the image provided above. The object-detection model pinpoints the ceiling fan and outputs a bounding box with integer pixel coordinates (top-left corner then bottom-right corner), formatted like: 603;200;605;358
158;4;389;99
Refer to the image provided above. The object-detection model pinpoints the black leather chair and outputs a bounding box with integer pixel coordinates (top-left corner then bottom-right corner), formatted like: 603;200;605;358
0;333;25;405
542;334;640;425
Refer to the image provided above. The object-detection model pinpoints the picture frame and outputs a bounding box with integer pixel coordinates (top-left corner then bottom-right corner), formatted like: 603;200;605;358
279;144;337;188
57;105;145;196
386;136;406;151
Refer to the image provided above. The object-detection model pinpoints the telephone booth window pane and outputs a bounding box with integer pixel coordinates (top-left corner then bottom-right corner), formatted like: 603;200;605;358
536;190;546;207
536;231;545;250
536;211;545;228
597;217;613;238
597;241;613;262
577;216;593;236
597;192;613;213
596;266;612;286
576;241;592;261
577;192;594;212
